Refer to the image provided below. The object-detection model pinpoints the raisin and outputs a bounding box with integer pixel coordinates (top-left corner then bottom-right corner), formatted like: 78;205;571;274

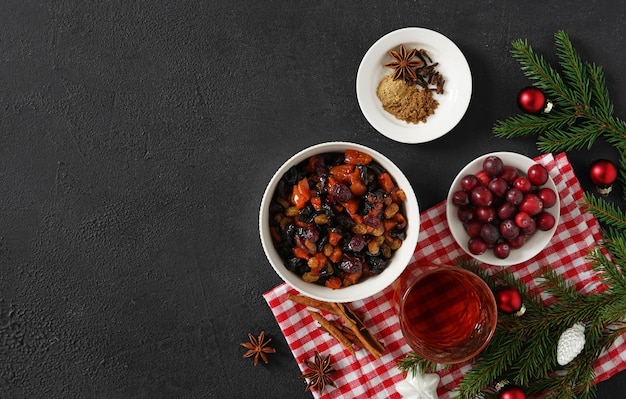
368;257;388;274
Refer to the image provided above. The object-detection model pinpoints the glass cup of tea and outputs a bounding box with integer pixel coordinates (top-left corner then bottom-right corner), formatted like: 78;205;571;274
396;266;497;364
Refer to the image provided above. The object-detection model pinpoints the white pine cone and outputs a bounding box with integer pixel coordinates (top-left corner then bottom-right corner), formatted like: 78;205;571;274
557;322;586;366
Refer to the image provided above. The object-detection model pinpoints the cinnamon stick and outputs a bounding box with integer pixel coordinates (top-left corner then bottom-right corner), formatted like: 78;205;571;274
287;293;338;315
287;294;365;320
307;310;355;355
319;319;361;347
330;302;384;359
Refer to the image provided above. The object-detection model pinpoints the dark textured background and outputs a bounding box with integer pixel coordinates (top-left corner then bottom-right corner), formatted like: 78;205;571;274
2;0;626;398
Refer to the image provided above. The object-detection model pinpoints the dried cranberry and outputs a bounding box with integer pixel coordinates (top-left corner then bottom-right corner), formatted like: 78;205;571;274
347;235;366;253
363;214;382;229
338;254;363;274
330;183;352;202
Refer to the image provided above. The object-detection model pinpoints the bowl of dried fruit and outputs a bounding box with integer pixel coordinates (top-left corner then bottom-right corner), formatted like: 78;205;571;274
356;27;472;144
446;152;560;266
259;142;420;302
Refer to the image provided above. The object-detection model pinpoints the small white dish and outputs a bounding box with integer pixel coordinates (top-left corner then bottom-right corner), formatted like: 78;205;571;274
356;27;472;144
446;152;560;267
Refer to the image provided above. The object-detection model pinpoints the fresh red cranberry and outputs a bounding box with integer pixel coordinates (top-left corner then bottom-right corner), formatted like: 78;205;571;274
519;193;543;216
494;242;511;259
483;156;504;177
488;177;509;198
500;219;520;240
460;174;479;192
537;187;557;208
527;164;549;186
468;238;488;255
471;186;493;207
515;211;532;228
536;211;556;231
513;176;532;193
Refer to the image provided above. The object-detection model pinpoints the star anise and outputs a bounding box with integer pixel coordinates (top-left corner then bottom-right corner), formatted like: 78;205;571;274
300;351;337;392
240;331;276;366
384;44;423;83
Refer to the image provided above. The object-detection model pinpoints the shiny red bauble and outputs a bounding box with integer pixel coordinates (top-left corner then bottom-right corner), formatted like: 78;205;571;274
495;286;523;314
498;385;527;399
589;159;617;195
517;86;547;114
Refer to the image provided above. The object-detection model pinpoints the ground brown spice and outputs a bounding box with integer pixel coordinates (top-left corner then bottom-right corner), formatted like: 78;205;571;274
376;74;439;124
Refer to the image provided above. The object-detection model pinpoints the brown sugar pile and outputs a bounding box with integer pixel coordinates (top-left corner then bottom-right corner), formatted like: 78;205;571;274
376;74;439;124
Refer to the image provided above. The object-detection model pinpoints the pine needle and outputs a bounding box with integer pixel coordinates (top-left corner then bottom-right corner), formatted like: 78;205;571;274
537;123;602;152
554;30;592;106
581;192;626;230
493;112;576;139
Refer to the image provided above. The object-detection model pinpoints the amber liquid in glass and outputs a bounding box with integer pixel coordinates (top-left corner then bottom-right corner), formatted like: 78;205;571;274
401;269;484;350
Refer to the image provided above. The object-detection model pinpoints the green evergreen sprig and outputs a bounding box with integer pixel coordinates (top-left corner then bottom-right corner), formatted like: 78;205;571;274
398;258;626;399
494;30;626;155
398;31;626;399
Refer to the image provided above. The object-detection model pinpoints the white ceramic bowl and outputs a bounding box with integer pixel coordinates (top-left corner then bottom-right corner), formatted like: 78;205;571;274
446;152;560;266
356;27;472;143
259;142;420;302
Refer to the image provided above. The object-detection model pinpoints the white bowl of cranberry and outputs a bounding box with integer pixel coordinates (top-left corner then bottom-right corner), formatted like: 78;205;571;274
446;152;560;266
260;142;420;303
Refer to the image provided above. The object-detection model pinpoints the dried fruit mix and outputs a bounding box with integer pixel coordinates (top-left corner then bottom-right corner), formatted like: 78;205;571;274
269;150;408;288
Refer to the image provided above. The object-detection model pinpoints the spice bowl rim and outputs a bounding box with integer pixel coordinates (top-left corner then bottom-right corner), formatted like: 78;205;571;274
259;141;420;303
446;151;561;267
356;26;472;144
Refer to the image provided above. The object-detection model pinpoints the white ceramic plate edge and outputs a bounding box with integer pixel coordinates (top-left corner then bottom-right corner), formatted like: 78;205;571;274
356;27;472;144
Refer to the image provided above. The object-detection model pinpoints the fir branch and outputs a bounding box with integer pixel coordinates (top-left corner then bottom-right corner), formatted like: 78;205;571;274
537;267;578;301
536;123;602;153
555;30;592;106
535;348;597;399
397;352;441;375
587;241;626;295
493;31;626;152
493;112;576;139
588;109;626;148
581;192;626;230
620;150;626;200
456;257;496;287
542;294;612;331
511;38;577;106
587;63;613;119
456;332;525;399
514;327;556;387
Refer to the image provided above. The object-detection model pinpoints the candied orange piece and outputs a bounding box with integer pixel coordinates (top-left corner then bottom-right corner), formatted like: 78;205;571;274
330;164;354;183
325;276;342;289
290;178;311;209
344;149;372;166
378;172;394;192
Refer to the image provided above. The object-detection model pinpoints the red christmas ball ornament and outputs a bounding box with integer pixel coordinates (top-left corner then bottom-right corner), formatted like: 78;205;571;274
498;385;527;399
517;86;552;114
589;159;617;195
495;286;526;316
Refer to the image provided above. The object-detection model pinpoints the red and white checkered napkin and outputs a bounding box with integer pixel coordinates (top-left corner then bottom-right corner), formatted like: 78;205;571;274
263;153;626;398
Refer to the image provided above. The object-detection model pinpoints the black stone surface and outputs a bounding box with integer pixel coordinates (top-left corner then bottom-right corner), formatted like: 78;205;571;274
2;1;626;398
